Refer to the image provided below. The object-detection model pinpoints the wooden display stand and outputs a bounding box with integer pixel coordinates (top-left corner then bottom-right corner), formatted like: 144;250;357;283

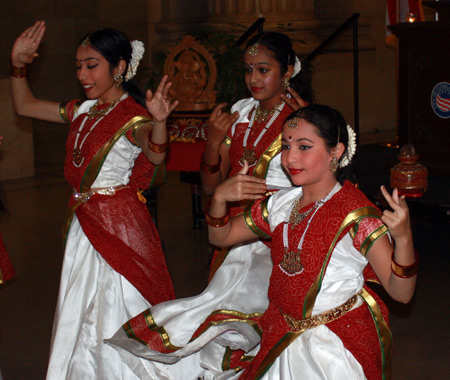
389;2;450;175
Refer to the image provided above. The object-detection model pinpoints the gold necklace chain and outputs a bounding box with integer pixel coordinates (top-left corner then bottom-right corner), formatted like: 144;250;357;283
288;195;323;229
87;98;120;120
254;101;284;124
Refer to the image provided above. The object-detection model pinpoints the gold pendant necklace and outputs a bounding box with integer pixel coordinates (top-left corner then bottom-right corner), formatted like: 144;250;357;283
72;95;126;167
87;98;120;120
254;101;284;124
239;101;285;167
279;183;341;277
288;196;322;229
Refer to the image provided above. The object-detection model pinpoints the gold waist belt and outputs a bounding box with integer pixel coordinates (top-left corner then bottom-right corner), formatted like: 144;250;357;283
283;294;358;332
73;185;129;203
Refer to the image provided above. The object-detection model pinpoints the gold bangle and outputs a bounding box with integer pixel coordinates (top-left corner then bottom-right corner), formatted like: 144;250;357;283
205;201;230;228
200;154;221;175
391;250;419;278
10;63;28;78
148;136;169;154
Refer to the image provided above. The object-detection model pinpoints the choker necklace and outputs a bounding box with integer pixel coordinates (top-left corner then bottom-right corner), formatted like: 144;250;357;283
87;97;121;120
279;182;342;276
240;101;285;167
72;94;127;167
254;101;284;124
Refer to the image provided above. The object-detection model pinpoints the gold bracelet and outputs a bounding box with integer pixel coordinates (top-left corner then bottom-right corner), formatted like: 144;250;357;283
205;201;230;228
391;250;419;278
10;62;28;78
200;154;221;175
148;133;169;154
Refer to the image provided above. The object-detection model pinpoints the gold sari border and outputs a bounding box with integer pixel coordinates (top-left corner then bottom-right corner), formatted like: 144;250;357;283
142;309;182;351
303;207;382;318
222;346;254;373
123;321;150;347
261;196;270;224
189;309;263;344
59;102;70;124
359;288;393;380
253;134;282;179
0;269;4;284
244;203;270;239
223;136;232;147
80;115;151;192
361;224;389;256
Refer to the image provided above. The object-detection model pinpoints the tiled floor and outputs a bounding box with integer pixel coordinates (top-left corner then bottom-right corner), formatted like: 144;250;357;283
0;163;449;379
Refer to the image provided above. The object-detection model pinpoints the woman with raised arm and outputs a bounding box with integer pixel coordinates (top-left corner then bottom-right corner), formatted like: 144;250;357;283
108;104;416;380
205;104;417;379
10;21;176;379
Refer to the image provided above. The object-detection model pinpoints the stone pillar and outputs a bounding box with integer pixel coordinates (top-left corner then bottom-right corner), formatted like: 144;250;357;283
206;0;320;54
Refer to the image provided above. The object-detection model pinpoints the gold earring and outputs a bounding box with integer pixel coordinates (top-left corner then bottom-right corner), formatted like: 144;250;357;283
282;77;290;91
114;73;123;88
330;157;339;174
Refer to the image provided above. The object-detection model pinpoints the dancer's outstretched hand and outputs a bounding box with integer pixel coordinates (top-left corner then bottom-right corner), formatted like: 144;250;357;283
214;160;266;203
11;21;46;67
145;75;178;123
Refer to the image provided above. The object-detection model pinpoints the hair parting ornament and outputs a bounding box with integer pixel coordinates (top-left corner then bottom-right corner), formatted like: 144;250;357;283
81;35;91;47
286;117;300;131
248;43;259;56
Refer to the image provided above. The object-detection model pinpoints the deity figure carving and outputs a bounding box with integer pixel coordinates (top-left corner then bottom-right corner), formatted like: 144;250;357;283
164;35;217;111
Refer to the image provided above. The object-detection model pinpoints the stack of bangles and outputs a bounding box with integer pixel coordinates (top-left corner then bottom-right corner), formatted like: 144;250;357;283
205;201;230;228
10;62;28;78
147;132;169;154
391;250;419;278
200;154;221;175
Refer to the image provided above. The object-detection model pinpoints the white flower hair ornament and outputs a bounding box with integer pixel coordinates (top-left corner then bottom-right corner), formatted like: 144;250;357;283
125;40;145;81
292;56;302;78
339;125;357;168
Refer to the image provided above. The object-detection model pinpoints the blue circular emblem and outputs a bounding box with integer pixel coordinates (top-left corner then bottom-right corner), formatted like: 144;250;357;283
430;82;450;119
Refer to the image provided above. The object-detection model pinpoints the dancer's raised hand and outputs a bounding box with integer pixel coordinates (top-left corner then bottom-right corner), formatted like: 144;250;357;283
208;103;239;146
380;186;412;243
145;75;178;123
11;21;46;67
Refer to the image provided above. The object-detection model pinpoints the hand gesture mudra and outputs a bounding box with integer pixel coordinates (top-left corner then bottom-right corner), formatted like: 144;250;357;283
11;21;46;67
380;186;412;242
145;75;178;123
207;103;240;145
215;160;267;203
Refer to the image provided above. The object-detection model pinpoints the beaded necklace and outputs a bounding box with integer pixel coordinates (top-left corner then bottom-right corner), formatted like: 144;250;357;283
279;182;341;276
239;101;285;167
72;94;128;167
